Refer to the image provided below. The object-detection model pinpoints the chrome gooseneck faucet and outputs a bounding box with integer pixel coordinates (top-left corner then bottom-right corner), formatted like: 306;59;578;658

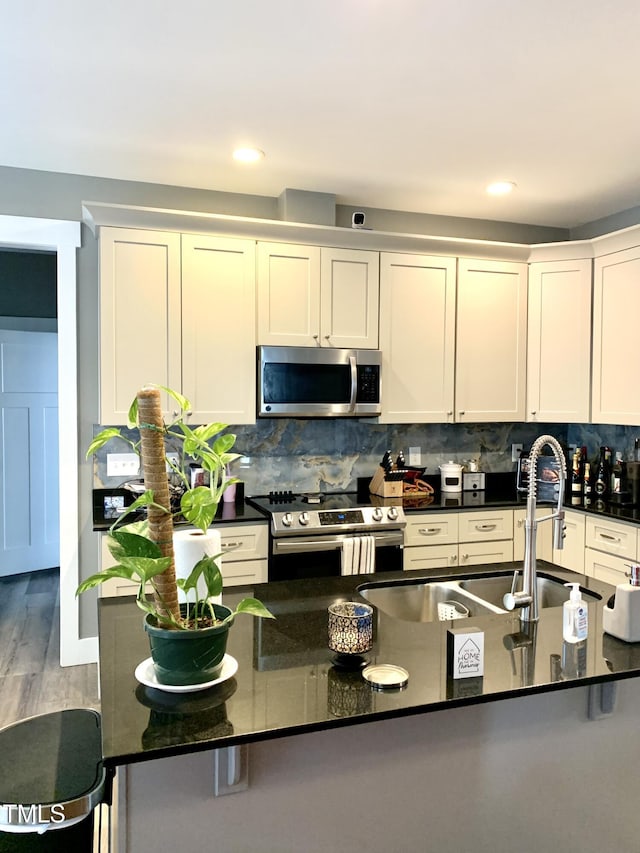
504;434;567;622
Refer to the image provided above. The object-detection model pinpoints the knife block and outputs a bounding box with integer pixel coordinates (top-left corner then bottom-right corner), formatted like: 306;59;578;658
369;466;404;498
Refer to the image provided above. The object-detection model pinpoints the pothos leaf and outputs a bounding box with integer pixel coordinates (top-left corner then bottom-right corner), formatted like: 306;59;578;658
234;598;275;619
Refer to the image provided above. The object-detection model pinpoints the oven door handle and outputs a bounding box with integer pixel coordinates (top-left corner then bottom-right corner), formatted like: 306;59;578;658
273;531;403;554
348;355;357;412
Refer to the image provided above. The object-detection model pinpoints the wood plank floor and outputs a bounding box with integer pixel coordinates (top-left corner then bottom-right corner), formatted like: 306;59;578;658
0;568;100;730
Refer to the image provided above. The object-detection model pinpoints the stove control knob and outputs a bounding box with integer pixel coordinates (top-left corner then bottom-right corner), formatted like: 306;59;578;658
299;511;310;526
387;506;399;521
372;507;384;521
282;512;293;527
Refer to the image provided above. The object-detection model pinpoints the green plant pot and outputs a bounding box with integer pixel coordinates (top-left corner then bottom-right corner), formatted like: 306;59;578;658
144;603;234;686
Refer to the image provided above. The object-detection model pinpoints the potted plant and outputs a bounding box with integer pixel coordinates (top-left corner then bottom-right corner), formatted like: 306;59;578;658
77;385;273;686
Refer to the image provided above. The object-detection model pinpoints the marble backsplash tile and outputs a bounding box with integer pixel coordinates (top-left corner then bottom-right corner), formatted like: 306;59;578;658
92;418;574;495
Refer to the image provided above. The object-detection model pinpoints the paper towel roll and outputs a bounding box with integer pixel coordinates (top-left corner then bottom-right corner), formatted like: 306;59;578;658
173;528;223;605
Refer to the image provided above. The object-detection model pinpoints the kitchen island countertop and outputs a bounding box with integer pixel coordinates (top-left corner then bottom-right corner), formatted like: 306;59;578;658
98;562;640;769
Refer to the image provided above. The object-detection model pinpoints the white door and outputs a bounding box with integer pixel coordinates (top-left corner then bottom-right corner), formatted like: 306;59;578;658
0;330;59;575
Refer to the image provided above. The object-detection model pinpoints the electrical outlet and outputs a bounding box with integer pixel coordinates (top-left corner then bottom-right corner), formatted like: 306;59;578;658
511;443;523;463
106;453;140;477
166;452;179;472
408;446;421;466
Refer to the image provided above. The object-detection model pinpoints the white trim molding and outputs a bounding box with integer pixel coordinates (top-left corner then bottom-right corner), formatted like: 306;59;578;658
0;215;90;666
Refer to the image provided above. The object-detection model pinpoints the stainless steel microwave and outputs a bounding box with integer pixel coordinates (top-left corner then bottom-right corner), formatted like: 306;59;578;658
258;346;382;418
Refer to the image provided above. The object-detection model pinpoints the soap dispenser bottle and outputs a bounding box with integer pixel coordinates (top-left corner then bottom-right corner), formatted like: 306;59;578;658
603;564;640;642
563;583;588;643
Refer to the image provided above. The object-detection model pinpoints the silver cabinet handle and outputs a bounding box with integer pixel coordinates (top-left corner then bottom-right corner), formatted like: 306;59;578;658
459;411;465;416
418;527;441;535
475;523;497;531
599;533;621;542
450;554;458;563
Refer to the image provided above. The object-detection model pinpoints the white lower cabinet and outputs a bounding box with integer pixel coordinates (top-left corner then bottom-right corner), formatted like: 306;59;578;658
218;523;268;586
99;521;268;596
585;516;637;561
403;509;513;570
584;548;630;587
584;515;638;587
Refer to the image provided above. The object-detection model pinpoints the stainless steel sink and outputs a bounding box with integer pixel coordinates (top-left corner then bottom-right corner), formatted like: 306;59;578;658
458;573;601;609
358;572;601;623
358;579;503;623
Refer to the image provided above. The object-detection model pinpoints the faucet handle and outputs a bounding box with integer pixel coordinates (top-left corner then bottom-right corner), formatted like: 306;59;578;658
504;590;533;611
553;511;566;550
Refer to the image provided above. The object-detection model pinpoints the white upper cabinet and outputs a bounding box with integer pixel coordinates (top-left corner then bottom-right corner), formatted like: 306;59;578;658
99;228;256;425
256;242;320;347
455;258;528;422
378;253;456;423
592;245;640;425
320;248;379;348
527;259;592;423
99;227;182;423
257;242;379;348
181;234;256;424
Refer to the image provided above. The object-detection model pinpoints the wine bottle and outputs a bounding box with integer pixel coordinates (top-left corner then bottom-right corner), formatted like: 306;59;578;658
594;446;611;506
612;451;624;494
570;449;582;506
583;462;592;507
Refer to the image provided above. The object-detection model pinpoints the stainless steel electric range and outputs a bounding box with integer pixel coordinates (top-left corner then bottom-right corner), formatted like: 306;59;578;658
246;491;406;581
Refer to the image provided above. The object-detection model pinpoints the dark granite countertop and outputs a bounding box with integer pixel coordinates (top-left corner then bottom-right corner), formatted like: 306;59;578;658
93;498;267;532
97;562;640;769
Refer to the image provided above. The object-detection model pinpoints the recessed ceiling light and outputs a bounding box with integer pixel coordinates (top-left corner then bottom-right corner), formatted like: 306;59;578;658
232;147;265;164
486;181;517;196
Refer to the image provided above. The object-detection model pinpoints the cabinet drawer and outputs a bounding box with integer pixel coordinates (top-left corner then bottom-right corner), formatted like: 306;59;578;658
218;523;268;561
584;548;629;586
459;540;514;566
404;513;458;546
221;559;268;587
458;510;513;543
403;544;458;571
585;517;637;560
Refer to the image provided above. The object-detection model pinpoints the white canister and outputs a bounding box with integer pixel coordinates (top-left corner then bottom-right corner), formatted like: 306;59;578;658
439;461;463;492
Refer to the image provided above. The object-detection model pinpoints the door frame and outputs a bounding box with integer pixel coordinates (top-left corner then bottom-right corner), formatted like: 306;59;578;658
0;215;92;666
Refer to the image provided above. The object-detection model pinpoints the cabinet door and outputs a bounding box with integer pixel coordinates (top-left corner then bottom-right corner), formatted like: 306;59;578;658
584;547;629;586
593;247;640;424
459;540;513;566
552;509;585;573
256;242;321;346
378;253;456;423
455;259;527;422
99;227;181;424
320;248;379;348
182;235;256;424
527;259;592;423
513;507;554;562
403;543;458;571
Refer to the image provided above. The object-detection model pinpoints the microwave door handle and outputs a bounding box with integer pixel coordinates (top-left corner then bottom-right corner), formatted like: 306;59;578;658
349;356;357;412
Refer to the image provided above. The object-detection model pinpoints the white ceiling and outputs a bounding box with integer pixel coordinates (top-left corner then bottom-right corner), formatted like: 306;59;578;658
2;0;640;229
